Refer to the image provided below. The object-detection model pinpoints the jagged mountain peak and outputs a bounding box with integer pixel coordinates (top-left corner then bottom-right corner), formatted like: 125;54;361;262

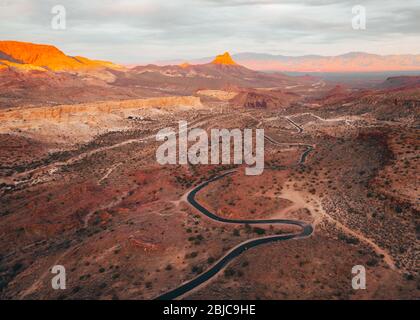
212;52;237;66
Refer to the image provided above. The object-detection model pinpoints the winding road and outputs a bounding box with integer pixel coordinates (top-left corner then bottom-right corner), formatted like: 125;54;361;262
155;117;314;300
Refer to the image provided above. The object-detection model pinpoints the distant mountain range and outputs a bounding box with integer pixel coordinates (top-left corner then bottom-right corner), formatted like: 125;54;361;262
119;51;315;94
156;52;420;73
0;42;316;108
2;41;419;74
1;40;419;111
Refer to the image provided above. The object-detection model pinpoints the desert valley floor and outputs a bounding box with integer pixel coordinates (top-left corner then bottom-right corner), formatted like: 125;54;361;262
0;42;418;300
0;88;418;300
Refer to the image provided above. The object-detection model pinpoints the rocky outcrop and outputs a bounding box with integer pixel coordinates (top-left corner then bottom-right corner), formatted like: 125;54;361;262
0;41;122;72
230;89;300;109
379;76;420;89
0;96;203;122
212;52;237;66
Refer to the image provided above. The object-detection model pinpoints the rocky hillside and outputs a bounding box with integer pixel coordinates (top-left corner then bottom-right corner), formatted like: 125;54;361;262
0;96;202;122
379;76;420;89
0;42;319;108
0;41;122;72
230;89;300;109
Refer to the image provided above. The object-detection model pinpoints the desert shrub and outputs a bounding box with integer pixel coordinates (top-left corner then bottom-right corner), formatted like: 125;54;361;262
191;265;203;274
186;252;198;259
253;227;266;235
224;268;235;278
12;262;23;274
366;258;378;267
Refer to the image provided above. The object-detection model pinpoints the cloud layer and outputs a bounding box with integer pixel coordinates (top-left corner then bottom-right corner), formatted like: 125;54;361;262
1;0;419;63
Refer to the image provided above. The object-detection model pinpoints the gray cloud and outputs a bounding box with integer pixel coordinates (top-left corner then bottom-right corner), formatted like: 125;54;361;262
0;0;419;63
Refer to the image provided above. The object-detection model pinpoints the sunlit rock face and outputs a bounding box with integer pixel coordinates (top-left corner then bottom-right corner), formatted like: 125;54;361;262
0;41;122;72
212;52;237;66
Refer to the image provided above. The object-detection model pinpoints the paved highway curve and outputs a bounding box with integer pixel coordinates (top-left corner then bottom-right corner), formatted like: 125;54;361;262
155;117;314;300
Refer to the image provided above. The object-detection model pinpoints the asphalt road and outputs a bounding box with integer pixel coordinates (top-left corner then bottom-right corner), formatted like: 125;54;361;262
155;117;314;300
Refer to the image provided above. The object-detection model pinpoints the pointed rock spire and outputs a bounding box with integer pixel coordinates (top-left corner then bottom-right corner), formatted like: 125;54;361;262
212;52;237;65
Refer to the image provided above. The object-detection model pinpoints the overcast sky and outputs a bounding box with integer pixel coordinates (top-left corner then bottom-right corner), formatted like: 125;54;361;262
0;0;419;64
